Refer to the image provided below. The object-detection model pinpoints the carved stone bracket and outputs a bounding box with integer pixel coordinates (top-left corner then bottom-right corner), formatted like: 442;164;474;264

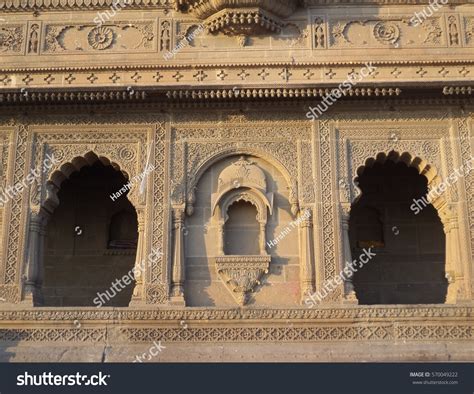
179;0;298;36
215;255;270;306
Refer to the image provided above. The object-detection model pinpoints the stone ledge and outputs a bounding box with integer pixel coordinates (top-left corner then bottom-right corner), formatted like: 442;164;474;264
0;304;472;321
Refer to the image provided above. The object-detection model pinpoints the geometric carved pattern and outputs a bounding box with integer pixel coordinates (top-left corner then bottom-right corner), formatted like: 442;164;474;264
0;306;471;322
149;123;167;288
123;324;472;342
395;325;472;341
0;328;106;342
458;118;474;259
3;125;28;286
317;119;339;289
0;322;469;343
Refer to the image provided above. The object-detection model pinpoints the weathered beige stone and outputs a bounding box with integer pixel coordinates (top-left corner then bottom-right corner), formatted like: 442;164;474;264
0;0;472;361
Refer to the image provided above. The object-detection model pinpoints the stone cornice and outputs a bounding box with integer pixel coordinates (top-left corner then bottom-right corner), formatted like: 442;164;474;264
0;0;471;13
0;62;472;96
1;60;472;74
0;0;175;12
1;87;473;107
0;90;147;104
443;86;474;95
303;0;471;4
166;87;402;100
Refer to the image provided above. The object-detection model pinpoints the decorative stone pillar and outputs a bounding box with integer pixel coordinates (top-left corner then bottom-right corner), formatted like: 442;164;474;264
22;209;49;306
341;203;358;304
170;206;186;305
259;221;267;254
217;221;225;255
438;202;466;304
299;208;315;302
130;207;146;306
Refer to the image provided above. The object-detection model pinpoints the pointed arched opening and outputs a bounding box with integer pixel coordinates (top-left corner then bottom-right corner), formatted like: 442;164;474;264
349;159;447;304
42;160;138;307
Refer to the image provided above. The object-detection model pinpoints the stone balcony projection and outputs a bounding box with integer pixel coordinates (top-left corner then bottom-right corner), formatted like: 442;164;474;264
177;0;299;35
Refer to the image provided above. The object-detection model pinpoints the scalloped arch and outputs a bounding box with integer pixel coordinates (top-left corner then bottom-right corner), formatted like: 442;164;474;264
43;151;133;213
49;151;129;187
353;150;445;207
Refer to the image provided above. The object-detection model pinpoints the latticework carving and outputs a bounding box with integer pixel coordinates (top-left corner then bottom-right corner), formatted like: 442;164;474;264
123;323;472;342
458;117;474;259
317;120;339;287
3;125;28;285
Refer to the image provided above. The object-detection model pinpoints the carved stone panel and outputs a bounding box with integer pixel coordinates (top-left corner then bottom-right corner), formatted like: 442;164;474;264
0;24;25;54
43;21;155;53
330;17;444;49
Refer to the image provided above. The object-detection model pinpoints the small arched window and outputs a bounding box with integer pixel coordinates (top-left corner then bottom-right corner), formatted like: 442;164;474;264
224;200;260;255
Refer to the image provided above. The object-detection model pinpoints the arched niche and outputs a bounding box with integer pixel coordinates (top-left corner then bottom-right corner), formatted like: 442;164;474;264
212;156;272;306
185;147;298;217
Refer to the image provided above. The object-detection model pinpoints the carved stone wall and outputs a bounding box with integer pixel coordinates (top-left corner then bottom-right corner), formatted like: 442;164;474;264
0;0;473;362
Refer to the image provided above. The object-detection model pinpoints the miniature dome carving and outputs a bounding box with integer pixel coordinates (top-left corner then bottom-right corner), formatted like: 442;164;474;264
212;156;273;215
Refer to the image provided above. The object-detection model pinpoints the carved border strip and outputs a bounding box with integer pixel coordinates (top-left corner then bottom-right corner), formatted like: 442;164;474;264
0;129;12;286
0;328;106;342
458;117;474;260
0;323;470;343
0;0;173;12
316;120;340;296
2;125;28;297
146;122;169;304
0;64;473;90
122;323;472;342
0;305;471;321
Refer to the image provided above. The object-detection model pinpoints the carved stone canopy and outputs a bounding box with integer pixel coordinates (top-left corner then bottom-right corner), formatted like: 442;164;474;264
178;0;299;35
211;156;273;216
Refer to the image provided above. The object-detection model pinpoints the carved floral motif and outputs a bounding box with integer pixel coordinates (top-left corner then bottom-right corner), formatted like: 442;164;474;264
373;21;400;45
88;26;115;50
44;22;155;53
330;17;444;48
0;26;23;53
